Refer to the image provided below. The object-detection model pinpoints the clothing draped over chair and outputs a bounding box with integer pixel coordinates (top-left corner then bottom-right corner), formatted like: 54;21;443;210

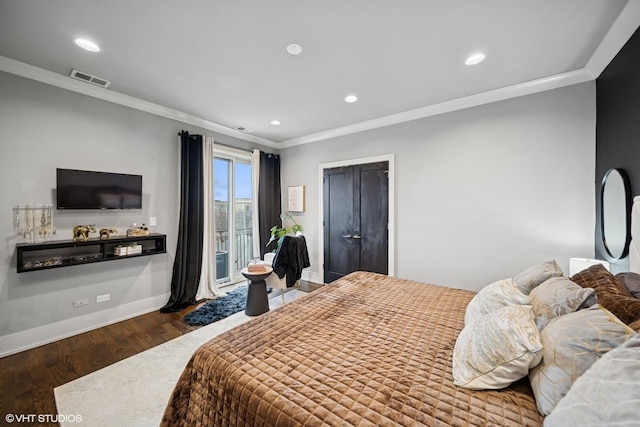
272;234;310;287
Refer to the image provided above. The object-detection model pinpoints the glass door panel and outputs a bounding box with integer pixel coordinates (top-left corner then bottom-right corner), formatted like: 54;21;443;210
214;155;253;285
234;161;253;275
214;158;231;284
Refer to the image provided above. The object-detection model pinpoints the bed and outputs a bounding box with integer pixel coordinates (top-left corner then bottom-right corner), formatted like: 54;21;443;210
163;204;640;426
162;271;544;426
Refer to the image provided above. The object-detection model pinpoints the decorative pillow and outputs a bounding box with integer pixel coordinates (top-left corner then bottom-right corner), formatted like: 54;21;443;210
513;260;563;295
464;278;530;325
545;333;640;426
528;305;635;416
528;276;597;330
615;271;640;299
453;305;543;390
571;264;640;326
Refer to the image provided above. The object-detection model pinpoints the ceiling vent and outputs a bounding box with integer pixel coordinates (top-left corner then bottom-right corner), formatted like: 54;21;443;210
234;126;254;133
70;69;111;88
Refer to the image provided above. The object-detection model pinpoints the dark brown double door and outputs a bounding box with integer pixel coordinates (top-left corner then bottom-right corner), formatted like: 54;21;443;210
323;161;389;283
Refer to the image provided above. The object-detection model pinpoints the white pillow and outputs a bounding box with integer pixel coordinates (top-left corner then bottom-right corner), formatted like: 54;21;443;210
528;305;635;416
453;305;543;390
464;278;530;325
545;333;640;426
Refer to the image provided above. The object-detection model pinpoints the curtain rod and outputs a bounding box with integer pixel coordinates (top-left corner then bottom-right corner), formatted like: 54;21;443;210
177;132;254;153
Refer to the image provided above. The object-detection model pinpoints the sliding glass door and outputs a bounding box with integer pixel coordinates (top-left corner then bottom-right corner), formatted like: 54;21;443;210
213;150;253;286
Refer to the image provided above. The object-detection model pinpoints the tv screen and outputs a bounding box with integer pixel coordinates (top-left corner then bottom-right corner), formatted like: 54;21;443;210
56;168;142;209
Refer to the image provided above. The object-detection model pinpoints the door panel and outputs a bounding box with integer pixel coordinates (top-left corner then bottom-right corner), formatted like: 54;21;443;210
323;167;358;282
324;161;388;283
357;165;389;274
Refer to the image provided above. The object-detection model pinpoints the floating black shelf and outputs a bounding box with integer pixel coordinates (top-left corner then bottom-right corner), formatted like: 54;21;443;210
16;233;166;273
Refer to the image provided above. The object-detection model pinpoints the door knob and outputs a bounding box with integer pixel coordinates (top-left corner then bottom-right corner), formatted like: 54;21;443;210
352;234;361;239
342;234;352;238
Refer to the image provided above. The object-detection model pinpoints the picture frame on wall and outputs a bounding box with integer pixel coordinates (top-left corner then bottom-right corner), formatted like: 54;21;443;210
288;185;305;212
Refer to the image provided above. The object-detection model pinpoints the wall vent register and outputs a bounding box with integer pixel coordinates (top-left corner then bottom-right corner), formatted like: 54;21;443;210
69;69;112;88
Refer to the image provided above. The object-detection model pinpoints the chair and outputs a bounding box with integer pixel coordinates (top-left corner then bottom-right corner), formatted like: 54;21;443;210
261;252;290;304
261;233;310;304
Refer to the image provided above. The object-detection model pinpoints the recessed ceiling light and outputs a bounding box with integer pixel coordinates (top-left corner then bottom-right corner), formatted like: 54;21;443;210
465;52;486;66
344;95;358;103
270;120;281;126
75;38;100;52
286;44;303;56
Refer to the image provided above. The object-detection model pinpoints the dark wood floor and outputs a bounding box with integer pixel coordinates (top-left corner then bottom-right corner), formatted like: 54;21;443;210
0;281;322;426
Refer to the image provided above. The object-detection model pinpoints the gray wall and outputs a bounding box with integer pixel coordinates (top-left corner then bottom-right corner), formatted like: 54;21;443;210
280;82;596;290
0;71;268;355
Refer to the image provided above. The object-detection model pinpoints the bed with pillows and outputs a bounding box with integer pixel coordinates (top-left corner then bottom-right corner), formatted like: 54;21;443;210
162;261;640;426
456;260;640;425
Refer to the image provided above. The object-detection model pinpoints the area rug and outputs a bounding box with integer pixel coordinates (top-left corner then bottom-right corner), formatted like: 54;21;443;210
184;284;270;326
54;289;305;427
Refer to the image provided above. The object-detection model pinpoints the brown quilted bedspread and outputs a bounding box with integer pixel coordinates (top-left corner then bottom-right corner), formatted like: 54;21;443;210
162;272;543;426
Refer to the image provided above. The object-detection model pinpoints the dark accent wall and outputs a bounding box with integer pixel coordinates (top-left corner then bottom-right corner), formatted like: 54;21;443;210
595;27;640;267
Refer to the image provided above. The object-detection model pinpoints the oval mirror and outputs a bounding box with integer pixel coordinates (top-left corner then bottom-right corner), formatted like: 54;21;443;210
601;168;631;259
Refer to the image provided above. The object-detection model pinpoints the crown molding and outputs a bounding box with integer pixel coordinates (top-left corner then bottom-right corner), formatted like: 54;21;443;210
0;55;279;148
3;0;638;151
279;1;640;148
585;0;640;78
279;69;593;148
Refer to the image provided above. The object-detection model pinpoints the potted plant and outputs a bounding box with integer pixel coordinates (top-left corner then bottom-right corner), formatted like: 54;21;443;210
266;211;302;251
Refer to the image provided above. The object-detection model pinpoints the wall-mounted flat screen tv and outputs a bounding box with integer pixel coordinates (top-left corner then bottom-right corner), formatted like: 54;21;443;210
56;168;142;209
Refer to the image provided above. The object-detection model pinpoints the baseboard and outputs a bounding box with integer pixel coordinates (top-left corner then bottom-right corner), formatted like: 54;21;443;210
0;293;171;358
302;270;324;285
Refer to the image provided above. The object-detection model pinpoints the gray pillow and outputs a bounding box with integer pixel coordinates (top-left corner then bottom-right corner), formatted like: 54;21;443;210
528;276;597;330
528;305;635;416
616;272;640;299
513;260;562;295
545;333;640;426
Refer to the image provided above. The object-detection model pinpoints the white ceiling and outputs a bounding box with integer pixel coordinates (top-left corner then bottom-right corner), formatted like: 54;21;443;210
1;1;639;148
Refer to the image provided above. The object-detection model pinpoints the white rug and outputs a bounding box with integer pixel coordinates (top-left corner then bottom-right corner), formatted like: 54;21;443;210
54;289;305;427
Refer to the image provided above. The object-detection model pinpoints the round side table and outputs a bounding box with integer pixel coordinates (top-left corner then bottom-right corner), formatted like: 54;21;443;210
241;266;273;316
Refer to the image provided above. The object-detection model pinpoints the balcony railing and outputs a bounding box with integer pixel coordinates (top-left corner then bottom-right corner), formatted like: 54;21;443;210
215;227;253;280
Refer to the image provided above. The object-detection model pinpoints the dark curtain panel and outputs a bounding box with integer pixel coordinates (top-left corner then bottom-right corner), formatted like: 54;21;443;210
160;131;205;313
259;151;281;258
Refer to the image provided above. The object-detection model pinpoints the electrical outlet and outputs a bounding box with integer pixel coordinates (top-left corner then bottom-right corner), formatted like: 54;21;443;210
96;293;111;303
73;298;89;308
149;216;157;227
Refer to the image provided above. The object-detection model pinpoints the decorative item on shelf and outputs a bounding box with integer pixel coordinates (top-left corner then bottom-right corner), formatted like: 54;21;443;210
14;204;56;243
127;223;150;237
23;256;63;270
99;228;118;240
72;224;97;242
267;211;302;251
71;253;101;262
115;244;143;256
